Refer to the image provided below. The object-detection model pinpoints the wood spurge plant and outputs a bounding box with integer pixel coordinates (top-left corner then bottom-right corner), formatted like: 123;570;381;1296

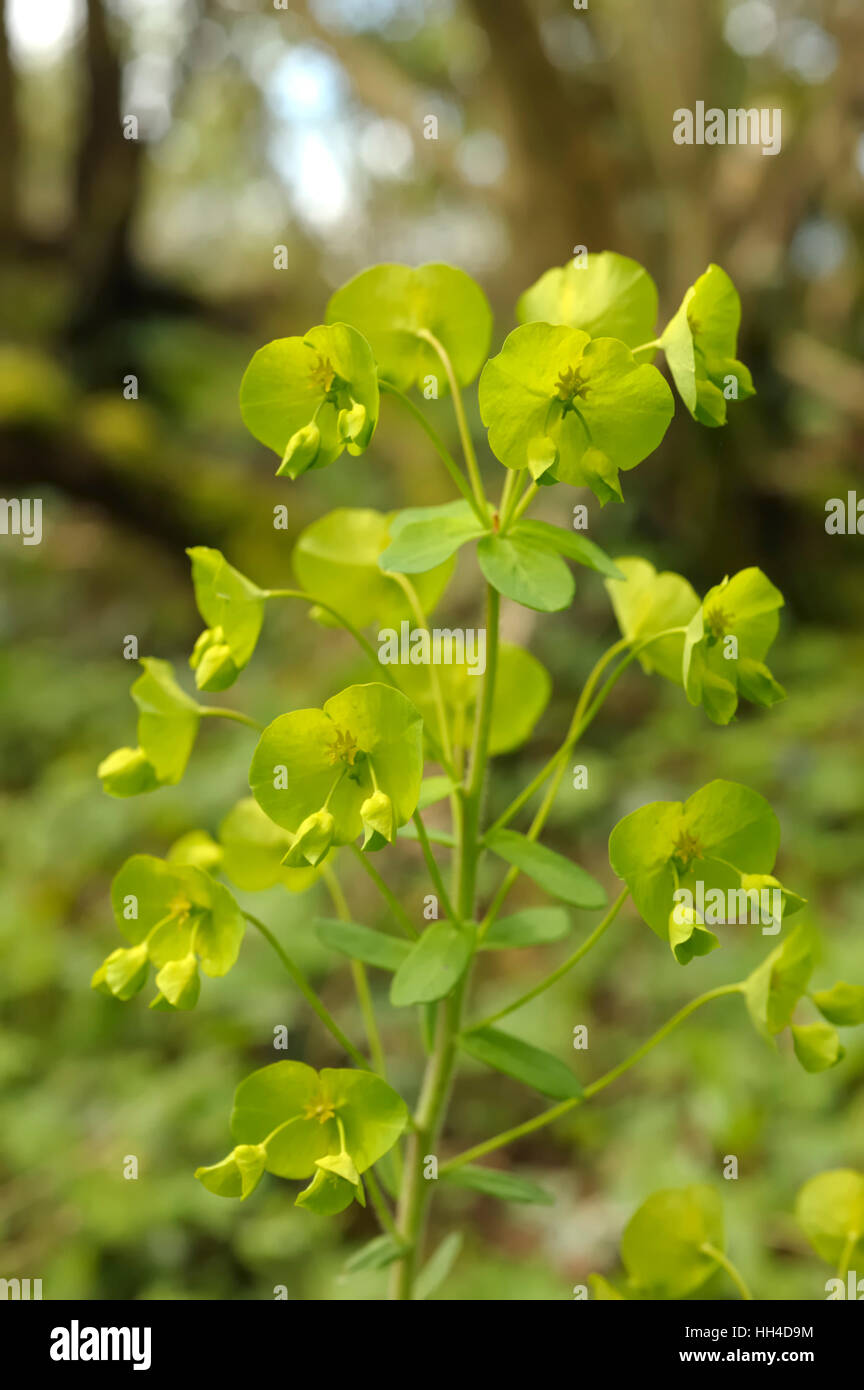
94;254;864;1300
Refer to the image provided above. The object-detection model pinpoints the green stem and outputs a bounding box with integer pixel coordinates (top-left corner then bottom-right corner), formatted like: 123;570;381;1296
365;1168;401;1242
836;1229;857;1283
379;379;485;523
389;584;500;1299
322;865;387;1077
701;1243;754;1301
631;338;661;354
439;983;742;1173
390;572;456;774
348;843;418;940
411;811;458;924
470;888;629;1028
417;328;491;524
509;479;539;526
199;707;264;732
243;910;369;1068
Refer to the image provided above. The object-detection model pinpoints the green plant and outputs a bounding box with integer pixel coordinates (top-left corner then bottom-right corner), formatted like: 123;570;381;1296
589;1166;864;1301
93;253;864;1300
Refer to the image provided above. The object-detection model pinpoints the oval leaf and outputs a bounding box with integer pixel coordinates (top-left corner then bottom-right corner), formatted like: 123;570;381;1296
485;828;607;909
460;1026;583;1100
390;922;473;1007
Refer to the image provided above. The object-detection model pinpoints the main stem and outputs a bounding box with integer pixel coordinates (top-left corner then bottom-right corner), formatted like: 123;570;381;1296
389;585;500;1299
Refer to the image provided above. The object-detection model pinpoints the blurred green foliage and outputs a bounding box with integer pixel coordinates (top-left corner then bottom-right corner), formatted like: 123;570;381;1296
1;0;862;1301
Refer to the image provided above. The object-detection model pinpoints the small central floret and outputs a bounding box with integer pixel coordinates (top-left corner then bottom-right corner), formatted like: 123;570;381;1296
554;364;589;407
326;727;360;766
309;353;336;394
672;829;704;872
705;604;731;640
304;1097;336;1125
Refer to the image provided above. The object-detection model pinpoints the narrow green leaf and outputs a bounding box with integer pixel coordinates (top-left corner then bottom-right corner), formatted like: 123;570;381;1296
341;1234;405;1277
315;918;412;972
485;828;607;909
413;1231;463;1301
390;922;472;1007
418;776;454;810
812;982;864;1027
460;1027;583;1100
442;1164;555;1206
482;907;570;950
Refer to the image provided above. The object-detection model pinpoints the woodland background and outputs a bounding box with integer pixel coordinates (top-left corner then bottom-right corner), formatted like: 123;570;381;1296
1;0;862;1300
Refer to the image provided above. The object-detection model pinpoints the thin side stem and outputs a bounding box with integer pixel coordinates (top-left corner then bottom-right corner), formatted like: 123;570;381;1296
411;811;457;924
379;378;484;523
469;888;629;1029
199;707;264;732
390;572;455;773
365;1168;401;1242
509;479;539;527
243;911;369;1068
701;1243;754;1301
439;983;743;1173
348;843;418;940
322;865;386;1077
417;328;490;523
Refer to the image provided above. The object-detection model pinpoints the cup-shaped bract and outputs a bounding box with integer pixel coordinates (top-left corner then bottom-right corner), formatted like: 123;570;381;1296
683;568;785;725
239;323;379;478
609;780;792;956
194;1060;409;1209
250;683;423;847
604;556;700;685
795;1170;864;1267
92;853;245;1007
293;507;452;630
621;1186;724;1299
517;251;659;353
98;658;202;797
187;547;266;692
479;324;674;504
325;262;493;391
660;263;755;426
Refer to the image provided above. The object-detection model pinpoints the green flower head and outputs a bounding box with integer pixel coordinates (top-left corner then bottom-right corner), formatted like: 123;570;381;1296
479;323;674;504
250;683;423;848
187;547;266;693
683;568;785;725
609;780;802;957
239;323;379;479
195;1061;408;1210
92;854;245;1008
660;264;755;426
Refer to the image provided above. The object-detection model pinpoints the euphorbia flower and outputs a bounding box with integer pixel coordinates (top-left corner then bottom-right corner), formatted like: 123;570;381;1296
239;323;379;479
479;323;674;504
660;264;755;426
683;568;785;725
250;684;423;849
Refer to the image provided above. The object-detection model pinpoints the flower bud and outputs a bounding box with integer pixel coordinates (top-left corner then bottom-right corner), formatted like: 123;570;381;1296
527;435;558;480
97;746;159;798
281;809;336;868
97;943;150;1000
195;1143;267;1200
337;399;371;454
155;952;200;1010
360;790;395;847
277;422;321;479
667;906;718;966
